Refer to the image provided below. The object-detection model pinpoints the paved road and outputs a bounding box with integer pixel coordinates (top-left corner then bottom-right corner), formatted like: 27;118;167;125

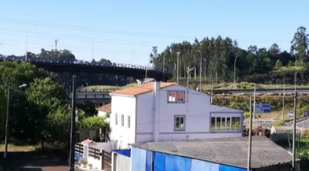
0;152;82;171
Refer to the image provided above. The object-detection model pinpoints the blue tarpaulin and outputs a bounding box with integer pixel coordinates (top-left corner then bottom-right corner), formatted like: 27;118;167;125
113;149;131;157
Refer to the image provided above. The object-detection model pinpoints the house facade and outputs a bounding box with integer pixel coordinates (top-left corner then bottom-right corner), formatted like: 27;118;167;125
110;81;244;149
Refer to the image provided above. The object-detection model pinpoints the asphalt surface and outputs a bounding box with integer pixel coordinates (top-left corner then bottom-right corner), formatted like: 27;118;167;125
0;151;81;171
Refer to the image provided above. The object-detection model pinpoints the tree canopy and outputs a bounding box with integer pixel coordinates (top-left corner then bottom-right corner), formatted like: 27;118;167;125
151;26;309;84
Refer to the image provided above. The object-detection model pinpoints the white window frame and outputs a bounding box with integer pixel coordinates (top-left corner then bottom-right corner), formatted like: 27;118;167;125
115;113;118;125
210;116;241;132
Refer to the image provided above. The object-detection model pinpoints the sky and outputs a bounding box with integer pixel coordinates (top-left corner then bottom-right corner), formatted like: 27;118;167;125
0;0;308;66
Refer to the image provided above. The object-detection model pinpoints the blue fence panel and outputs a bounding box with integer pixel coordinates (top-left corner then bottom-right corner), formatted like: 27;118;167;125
146;151;153;171
113;149;131;157
173;155;191;171
131;147;147;171
191;159;219;171
219;165;246;171
164;154;191;171
154;152;166;171
165;154;176;171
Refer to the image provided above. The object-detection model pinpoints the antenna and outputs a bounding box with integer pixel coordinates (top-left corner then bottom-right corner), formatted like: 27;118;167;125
55;38;59;50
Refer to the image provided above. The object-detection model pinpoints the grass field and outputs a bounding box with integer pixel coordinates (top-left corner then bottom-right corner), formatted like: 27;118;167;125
0;144;38;152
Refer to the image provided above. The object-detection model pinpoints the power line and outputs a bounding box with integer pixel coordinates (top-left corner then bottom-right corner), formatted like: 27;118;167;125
0;17;193;39
0;29;154;47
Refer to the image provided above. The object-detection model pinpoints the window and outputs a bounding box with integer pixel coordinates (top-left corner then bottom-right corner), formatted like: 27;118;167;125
174;115;185;131
210;116;241;132
115;113;118;125
128;116;130;128
168;91;185;103
226;117;231;130
211;117;216;131
121;115;124;126
232;117;241;130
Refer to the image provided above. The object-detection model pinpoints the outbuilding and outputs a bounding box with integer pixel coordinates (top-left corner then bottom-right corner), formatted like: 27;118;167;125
129;136;293;171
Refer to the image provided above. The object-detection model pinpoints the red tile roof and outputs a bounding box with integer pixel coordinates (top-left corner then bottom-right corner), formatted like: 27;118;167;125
96;103;111;112
110;82;176;96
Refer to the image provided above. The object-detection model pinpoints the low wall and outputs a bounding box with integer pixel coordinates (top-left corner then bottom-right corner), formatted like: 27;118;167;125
77;143;112;170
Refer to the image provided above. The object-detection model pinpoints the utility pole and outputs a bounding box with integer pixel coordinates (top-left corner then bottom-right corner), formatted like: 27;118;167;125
198;50;202;91
282;84;285;120
176;52;180;84
26;30;28;60
3;88;10;171
292;56;297;170
253;83;256;121
247;96;253;171
69;75;77;171
163;52;166;81
233;56;238;86
292;91;297;170
211;74;213;104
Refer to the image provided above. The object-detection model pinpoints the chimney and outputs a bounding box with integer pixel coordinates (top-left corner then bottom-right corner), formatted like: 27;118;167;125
153;81;160;141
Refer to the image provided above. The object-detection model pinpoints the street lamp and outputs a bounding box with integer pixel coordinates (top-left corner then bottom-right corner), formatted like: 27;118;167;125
186;67;195;88
3;83;27;171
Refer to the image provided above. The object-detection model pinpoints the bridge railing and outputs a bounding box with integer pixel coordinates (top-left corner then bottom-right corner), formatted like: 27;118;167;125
0;56;171;74
76;88;119;92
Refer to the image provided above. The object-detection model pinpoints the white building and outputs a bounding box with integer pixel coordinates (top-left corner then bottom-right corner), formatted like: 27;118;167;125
97;103;111;123
110;81;244;149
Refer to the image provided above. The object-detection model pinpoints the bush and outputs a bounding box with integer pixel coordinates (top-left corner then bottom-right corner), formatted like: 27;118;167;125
273;120;284;126
244;112;251;118
80;116;108;129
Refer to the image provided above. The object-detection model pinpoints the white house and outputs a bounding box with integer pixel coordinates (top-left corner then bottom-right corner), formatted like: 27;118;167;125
109;81;244;149
96;103;111;123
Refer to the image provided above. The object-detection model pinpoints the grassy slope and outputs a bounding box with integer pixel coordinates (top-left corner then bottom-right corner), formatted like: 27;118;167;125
0;144;38;151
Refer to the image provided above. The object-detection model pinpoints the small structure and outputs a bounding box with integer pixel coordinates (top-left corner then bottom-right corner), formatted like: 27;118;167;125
97;103;111;122
75;139;112;170
128;136;293;171
109;81;244;149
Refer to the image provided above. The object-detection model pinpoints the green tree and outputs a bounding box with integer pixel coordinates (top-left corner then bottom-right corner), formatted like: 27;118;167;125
46;105;71;145
80;116;108;129
25;77;66;145
291;26;309;63
275;60;283;68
